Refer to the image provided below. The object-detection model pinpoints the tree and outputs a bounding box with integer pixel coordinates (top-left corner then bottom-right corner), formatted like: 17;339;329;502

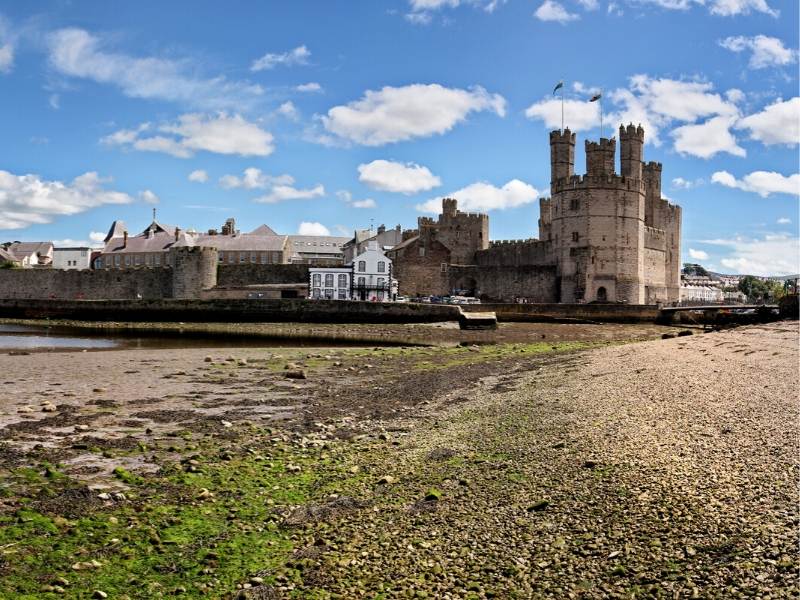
682;263;709;277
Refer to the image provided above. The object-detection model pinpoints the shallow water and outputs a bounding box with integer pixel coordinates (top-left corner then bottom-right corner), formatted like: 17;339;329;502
0;324;375;352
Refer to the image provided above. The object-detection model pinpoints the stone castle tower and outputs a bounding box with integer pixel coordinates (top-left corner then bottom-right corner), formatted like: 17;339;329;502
539;125;681;304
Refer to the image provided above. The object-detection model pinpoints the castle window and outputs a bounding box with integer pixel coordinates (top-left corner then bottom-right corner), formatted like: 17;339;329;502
441;263;448;273
570;198;579;211
572;231;580;243
419;247;425;257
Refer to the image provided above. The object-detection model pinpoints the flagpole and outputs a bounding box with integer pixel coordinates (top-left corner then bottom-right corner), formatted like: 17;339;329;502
561;81;565;131
599;89;604;138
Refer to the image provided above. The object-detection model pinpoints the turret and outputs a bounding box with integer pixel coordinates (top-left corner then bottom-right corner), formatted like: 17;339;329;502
442;198;458;217
585;138;616;176
619;123;644;179
550;129;576;183
643;161;663;201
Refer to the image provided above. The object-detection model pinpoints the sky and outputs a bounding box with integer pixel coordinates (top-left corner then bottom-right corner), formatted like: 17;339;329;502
0;0;797;275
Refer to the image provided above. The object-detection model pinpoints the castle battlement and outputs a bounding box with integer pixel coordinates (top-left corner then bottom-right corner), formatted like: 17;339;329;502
552;174;646;194
489;238;540;246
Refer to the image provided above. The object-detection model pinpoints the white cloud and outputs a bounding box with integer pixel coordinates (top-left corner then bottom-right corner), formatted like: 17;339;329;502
405;0;505;23
321;83;506;146
357;160;441;194
736;98;800;146
777;217;791;225
297;221;330;236
47;28;263;111
633;0;778;17
336;190;377;209
137;190;158;204
103;113;275;158
54;237;104;248
719;35;797;69
703;234;798;276
277;100;299;120
688;248;709;260
534;0;580;22
0;170;132;230
524;98;600;132
671;115;745;159
251;45;310;71
296;82;322;93
255;183;325;204
525;75;741;149
725;88;745;104
188;169;209;183
48;94;60;109
576;0;599;8
219;168;294;190
0;43;13;74
417;179;539;213
89;231;106;243
671;177;704;189
711;170;800;198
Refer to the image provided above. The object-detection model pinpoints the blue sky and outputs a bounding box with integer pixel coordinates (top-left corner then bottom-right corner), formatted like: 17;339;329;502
0;0;797;275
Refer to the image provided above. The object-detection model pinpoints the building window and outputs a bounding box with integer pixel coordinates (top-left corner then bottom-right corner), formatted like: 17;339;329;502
572;231;580;243
261;253;267;264
155;254;161;266
419;247;425;257
250;252;257;263
338;289;347;300
124;255;131;266
239;252;246;263
135;255;142;265
338;274;347;288
312;288;321;299
325;273;334;287
441;263;448;273
324;288;334;299
357;276;365;287
377;277;385;289
377;291;384;301
312;273;321;286
219;252;224;262
358;261;366;272
377;261;385;273
570;198;579;211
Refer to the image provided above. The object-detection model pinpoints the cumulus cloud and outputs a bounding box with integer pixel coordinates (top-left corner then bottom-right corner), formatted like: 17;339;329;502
0;170;133;230
736;98;800;146
417;179;539;213
688;248;709;260
277;101;299;120
534;0;580;22
102;113;275;158
321;83;506;146
719;35;797;70
526;76;740;150
89;231;107;243
336;190;376;209
703;234;799;276
357;160;441;194
296;82;322;93
405;0;505;24
139;189;159;204
297;221;330;236
0;16;15;74
711;170;800;198
777;217;791;225
255;181;325;204
671;115;745;159
47;28;263;111
219;168;294;190
671;177;703;189
188;169;208;183
251;45;310;71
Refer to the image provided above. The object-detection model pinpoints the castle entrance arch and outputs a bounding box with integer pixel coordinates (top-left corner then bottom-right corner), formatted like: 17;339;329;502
453;276;477;297
596;286;607;302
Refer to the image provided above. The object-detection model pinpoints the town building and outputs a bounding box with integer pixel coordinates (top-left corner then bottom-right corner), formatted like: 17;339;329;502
342;224;403;263
680;284;723;304
389;125;682;304
53;247;93;270
288;235;349;266
309;241;396;301
1;241;54;268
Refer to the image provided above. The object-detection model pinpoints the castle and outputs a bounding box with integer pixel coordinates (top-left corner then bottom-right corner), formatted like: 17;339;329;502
388;125;681;304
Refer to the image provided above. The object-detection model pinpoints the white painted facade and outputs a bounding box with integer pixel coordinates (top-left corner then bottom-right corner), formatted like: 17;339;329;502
53;247;93;270
308;242;397;302
679;284;724;303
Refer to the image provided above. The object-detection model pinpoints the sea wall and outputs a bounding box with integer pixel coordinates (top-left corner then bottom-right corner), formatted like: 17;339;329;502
461;302;661;323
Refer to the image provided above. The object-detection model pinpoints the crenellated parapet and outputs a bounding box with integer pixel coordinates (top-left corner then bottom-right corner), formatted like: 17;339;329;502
552;173;646;194
477;238;554;268
585;137;616;176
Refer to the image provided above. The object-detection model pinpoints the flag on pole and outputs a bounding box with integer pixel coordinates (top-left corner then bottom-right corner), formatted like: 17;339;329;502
553;81;564;95
589;93;602;102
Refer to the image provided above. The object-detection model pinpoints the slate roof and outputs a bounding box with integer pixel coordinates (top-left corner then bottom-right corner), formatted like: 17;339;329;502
7;241;54;259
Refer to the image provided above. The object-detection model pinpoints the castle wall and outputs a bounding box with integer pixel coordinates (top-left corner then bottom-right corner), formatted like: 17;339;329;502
171;247;217;299
451;264;558;303
217;264;310;287
476;239;554;267
436;199;489;265
0;267;173;300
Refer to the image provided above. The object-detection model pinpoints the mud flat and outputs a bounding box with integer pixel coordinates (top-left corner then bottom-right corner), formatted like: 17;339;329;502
0;322;796;598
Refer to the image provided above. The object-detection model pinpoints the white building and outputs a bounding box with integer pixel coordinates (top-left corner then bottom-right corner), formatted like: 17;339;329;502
1;241;54;268
53;247;93;270
680;284;723;304
309;242;397;301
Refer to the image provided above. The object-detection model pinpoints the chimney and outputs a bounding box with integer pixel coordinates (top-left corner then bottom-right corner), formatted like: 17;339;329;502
123;231;128;248
174;227;181;242
378;224;386;234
